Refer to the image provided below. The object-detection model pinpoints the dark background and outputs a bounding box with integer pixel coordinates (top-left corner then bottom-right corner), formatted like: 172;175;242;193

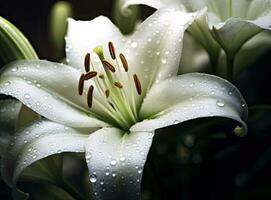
1;0;271;200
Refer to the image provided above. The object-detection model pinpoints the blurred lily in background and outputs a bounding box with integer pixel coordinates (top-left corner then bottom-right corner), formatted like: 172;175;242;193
0;5;248;200
119;0;271;80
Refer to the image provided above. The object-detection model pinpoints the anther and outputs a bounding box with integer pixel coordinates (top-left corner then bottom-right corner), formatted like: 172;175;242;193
87;85;94;108
114;81;123;88
133;74;142;95
99;74;105;79
78;73;85;95
119;53;128;72
84;53;90;72
102;60;116;72
84;71;97;80
108;41;116;60
105;89;110;98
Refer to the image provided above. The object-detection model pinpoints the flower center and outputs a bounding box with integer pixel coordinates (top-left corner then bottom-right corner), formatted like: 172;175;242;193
78;41;142;130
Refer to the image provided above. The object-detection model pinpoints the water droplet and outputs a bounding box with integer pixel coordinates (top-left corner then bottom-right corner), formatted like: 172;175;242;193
112;173;116;177
24;94;31;99
120;156;126;162
4;81;10;86
173;120;179;124
105;170;110;176
211;90;215;95
89;174;97;183
110;159;117;166
100;181;104;185
161;58;167;64
138;169;142;174
131;42;138;48
216;100;225;107
11;67;18;72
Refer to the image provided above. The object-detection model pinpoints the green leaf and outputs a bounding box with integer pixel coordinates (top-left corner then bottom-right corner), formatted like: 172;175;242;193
0;16;38;64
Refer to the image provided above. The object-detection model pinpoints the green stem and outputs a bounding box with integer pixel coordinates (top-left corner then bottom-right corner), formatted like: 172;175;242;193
209;53;219;75
226;53;235;82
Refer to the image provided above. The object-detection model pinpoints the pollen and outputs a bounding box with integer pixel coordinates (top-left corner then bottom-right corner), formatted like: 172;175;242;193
108;41;116;60
114;81;123;88
133;74;142;95
78;73;85;95
102;60;116;72
87;85;94;108
119;53;128;72
84;53;90;72
84;71;97;80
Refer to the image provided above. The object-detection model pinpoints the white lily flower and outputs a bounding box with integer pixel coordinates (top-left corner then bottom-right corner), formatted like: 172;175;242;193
121;0;271;79
0;7;247;199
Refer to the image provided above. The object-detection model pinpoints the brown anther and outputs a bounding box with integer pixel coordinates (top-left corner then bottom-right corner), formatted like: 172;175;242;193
87;85;94;108
84;53;90;72
102;60;116;72
114;81;123;88
108;41;116;60
99;74;105;79
78;73;85;95
119;53;128;72
133;74;142;95
105;89;110;98
109;102;116;110
84;71;97;80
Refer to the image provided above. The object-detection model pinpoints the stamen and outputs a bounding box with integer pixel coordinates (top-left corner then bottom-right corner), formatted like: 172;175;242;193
78;73;85;95
133;74;142;95
84;71;97;80
114;81;123;88
108;41;116;60
84;53;90;72
99;74;105;79
109;102;116;110
102;60;116;72
87;85;94;108
119;53;128;72
105;89;110;98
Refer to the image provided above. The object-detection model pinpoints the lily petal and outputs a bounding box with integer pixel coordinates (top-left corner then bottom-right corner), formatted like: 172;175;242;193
0;60;108;127
84;127;154;199
211;18;263;56
66;17;124;70
2;119;89;189
0;99;22;154
132;73;247;134
123;6;198;97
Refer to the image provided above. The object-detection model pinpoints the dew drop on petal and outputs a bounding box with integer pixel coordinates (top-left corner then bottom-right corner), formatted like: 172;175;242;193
89;174;97;183
110;159;117;166
24;94;31;99
216;100;225;107
131;42;138;48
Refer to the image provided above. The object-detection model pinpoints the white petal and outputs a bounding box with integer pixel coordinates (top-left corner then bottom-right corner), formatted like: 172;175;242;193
84;127;154;199
2;119;90;188
123;7;198;97
0;60;108;127
0;99;22;153
66;17;124;70
132;73;247;134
